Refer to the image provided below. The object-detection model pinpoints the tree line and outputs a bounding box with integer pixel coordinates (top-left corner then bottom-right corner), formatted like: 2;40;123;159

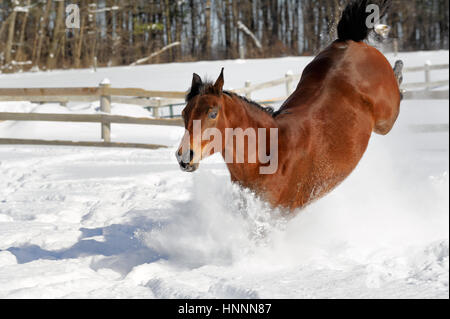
0;0;448;73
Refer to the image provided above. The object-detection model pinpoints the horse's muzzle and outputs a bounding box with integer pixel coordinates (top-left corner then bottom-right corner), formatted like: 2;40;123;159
175;149;198;172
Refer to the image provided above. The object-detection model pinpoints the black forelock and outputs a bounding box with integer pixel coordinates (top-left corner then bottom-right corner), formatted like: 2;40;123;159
185;81;219;102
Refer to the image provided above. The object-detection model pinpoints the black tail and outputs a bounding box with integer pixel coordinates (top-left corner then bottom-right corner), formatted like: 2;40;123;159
337;0;391;42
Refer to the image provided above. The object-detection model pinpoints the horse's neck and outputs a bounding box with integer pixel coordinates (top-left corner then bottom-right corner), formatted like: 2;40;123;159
221;96;278;184
223;95;276;131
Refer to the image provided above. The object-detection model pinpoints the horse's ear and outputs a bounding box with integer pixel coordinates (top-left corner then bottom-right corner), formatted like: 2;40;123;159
213;68;224;94
187;73;202;100
191;73;202;91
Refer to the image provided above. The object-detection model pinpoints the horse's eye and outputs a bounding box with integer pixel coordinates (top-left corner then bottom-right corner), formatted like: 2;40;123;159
208;110;218;119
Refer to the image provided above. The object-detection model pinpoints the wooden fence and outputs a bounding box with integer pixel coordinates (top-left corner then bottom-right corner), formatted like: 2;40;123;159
0;61;448;149
152;61;449;119
239;62;449;101
0;82;184;149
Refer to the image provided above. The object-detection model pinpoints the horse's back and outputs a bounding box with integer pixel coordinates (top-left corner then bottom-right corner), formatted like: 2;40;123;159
280;40;401;135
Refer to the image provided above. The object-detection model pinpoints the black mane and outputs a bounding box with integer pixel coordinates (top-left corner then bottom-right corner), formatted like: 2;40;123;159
186;81;275;116
223;91;275;116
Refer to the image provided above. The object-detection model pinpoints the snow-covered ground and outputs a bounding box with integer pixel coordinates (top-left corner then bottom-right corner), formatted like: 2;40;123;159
0;51;448;298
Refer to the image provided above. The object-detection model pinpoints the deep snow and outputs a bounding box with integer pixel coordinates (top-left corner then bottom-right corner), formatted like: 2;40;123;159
0;51;448;298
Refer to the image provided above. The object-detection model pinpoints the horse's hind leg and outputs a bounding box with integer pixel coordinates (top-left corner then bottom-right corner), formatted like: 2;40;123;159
372;59;403;135
393;60;404;100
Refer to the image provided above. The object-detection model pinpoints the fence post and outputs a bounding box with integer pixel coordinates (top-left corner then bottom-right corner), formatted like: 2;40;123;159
153;98;161;118
245;80;251;99
424;61;431;91
99;79;111;142
239;46;245;60
393;39;398;57
285;70;294;96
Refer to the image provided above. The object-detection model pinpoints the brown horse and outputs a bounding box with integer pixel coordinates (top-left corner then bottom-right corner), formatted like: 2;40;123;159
176;0;402;211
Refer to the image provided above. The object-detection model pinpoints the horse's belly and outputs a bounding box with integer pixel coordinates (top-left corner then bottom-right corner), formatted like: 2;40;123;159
274;125;371;211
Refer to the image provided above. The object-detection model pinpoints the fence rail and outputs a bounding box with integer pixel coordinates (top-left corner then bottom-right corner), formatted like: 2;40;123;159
403;90;449;99
0;61;448;149
0;87;186;99
0;112;184;126
403;63;449;72
0;138;167;149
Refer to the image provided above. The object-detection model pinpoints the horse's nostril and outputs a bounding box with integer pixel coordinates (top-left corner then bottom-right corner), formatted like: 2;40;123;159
179;161;187;168
178;149;194;164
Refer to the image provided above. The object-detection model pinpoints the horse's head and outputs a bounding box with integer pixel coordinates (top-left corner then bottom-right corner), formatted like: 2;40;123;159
176;68;226;172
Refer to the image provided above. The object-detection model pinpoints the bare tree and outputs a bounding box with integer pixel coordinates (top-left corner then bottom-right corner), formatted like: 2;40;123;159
0;0;448;72
46;0;65;69
4;3;17;66
32;0;51;69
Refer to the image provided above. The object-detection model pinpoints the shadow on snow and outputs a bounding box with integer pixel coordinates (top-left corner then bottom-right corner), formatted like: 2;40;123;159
5;214;170;277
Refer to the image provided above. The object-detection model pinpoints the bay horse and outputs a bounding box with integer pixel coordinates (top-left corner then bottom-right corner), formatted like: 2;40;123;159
176;0;403;212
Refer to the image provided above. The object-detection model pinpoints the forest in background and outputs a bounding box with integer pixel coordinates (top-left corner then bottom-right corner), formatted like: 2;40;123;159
0;0;449;73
